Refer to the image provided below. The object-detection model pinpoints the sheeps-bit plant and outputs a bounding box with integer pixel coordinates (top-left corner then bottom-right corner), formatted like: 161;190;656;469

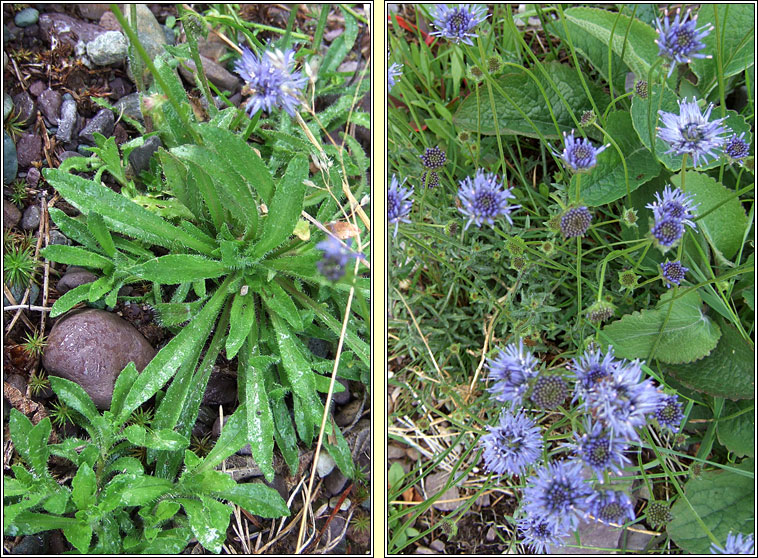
388;3;752;555
5;4;369;553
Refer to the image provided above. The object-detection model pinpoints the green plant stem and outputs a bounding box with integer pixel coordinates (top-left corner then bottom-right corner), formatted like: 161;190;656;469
574;171;581;203
576;235;582;326
109;5;203;145
595;239;651;300
180;6;218;119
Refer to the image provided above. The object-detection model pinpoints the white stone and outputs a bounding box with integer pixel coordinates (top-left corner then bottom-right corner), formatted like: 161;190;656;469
316;451;336;478
86;31;128;66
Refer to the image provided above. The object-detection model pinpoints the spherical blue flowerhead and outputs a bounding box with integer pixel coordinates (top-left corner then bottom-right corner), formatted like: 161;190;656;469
646;185;699;230
586;490;635;525
421;170;440;189
487;340;539;406
517;513;569;554
457;169;520;230
570;345;617;400
234;46;307;117
481;408;543;476
388;175;413;238
653;393;684;431
388;62;403;91
419;146;447;169
660;260;689;288
724;132;751;162
523;460;592;532
569;420;631;476
429;4;489;46
657;98;730;167
711;532;755;555
651;216;685;250
553;130;609;172
654;8;713;78
315;237;361;281
560;207;593;238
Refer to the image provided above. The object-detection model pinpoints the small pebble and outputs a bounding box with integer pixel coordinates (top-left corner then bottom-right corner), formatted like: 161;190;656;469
4;93;13;120
48;229;70;246
114;93;144;124
56;96;78;142
4;199;21;229
429;539;446;552
12;91;36;127
108;77;130;100
86;31;128;66
14;8;40;28
21;204;41;230
4;132;18;185
28;81;46;97
79;108;115;144
128;135;162;175
38;88;62;124
16;133;42;168
316;451;336;478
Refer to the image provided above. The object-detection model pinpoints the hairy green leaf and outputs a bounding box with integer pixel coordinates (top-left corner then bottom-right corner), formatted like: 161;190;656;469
9;410;51;478
717;399;754;458
226;290;256;360
86;212;116;258
240;343;275;482
71;463;97;510
263;282;303;330
216;482;290;518
41;245;112;269
128;254;227;284
49;283;93;318
177;496;230;554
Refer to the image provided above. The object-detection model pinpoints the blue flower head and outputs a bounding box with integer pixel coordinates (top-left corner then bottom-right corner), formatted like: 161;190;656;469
429;4;489;45
657;98;730;167
586;490;635;525
711;532;755;554
517;513;569;554
660;260;689;288
420;146;447;169
570;344;617;399
569;420;631;476
560;207;593;238
316;236;362;281
523;460;592;532
553;130;609;172
487;340;539;406
481;408;543;476
651;216;685;249
234;46;307;117
388;175;413;238
457;169;520;230
654;8;713;78
646;185;698;230
724;132;751;162
653;392;684;431
388;62;403;91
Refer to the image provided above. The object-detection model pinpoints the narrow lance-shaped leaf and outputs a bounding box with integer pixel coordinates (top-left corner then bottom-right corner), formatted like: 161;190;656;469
41;245;112;269
127;254;227;284
270;312;316;400
86;212;116;257
240;340;275;482
226;290;256;360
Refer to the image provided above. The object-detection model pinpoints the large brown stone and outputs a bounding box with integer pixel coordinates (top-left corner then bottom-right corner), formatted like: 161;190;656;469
42;309;156;409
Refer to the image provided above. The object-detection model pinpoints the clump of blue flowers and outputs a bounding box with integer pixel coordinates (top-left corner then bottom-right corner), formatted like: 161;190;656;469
724;132;751;162
457;169;520;230
388;175;413;237
654;8;712;78
315;236;362;281
234;45;307;117
657;98;730;167
710;532;755;554
481;408;543;476
388;61;403;91
487;340;539;406
554;130;609;172
429;4;488;45
660;260;689;287
647;185;698;250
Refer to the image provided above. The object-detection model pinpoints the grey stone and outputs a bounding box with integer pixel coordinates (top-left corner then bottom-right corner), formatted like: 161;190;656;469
42;309;156;409
4;132;17;184
9;534;47;555
78;4;110;21
79;108;114;144
128;135;162;175
551;518;622;554
316;451;336;477
324;467;348;497
123;5;167;82
322;515;347;550
48;229;70;246
25;166;40;188
114;93;144;124
56;97;78;142
20;204;41;230
4;93;13;120
429;540;446;553
414;546;436;554
621;527;655;552
387;444;406;460
86;31;128;66
108;77;130;100
12;91;36;127
335;398;361;427
162;25;175;46
38;89;62;124
332;378;351;405
425;471;461;512
28;81;46;97
39;13;106;48
56;267;98;294
4;282;39;307
264;475;289;504
16;133;42;168
178;55;240;93
4;199;21;228
14;8;39;28
201;369;237;406
58;150;81;162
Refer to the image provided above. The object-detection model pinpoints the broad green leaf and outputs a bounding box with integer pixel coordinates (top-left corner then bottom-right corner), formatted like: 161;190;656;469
152;297;209;328
601;290;721;364
63;521;93;553
49;283;93;318
86;212;116;258
240;341;275;482
110;362;138;418
453;61;609;138
668;460;754;553
250;154;308;259
4;493;47;527
293;392;313;446
226;291;256;360
319;5;358;76
668;323;754;400
181;468;236;494
263;251;321;280
263;282;303;330
271;395;299;475
128;254;227;284
41;168;215;256
139;500;181;525
184;161;225;233
691;5;755;96
177;497;230;554
215;482;290;518
48;208;99;252
4;476;29;497
324;422;355;479
91;516;120;553
271;313;316;400
717;399;754;458
195;403;248;473
71;463;96;510
123;425;189;451
573;111;661;206
151;54;194;147
86;275;114;304
41;245;112;269
158;149;203;220
5;511;79;536
42;486;70;515
9;411;51;478
119;475;175;506
117;276;231;423
137;528;193;554
672;171;748;261
103;456;144;476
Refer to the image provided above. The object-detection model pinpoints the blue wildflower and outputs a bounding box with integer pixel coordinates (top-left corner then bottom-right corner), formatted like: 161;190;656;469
420;146;447;169
388;62;403;91
234;46;307;117
553;130;609;172
651;216;685;249
487;340;539;406
560;207;593;238
316;236;362;281
654;8;713;78
653;393;684;431
517;513;569;554
569;420;631;476
429;4;488;46
646;185;698;230
724;132;751;162
660;260;689;287
421;170;440;189
570;345;617;400
457;169;520;230
481;408;543;476
657;98;730;167
523;460;592;532
711;532;755;554
388;175;413;238
586;490;635;525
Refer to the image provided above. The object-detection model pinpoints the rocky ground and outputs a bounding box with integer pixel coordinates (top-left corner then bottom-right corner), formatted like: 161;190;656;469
3;4;370;554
